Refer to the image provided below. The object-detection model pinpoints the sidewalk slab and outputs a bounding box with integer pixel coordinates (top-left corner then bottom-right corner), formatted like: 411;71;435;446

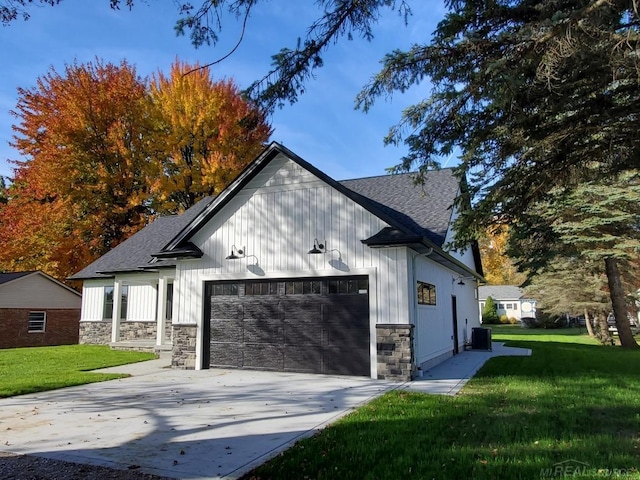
0;368;393;480
403;342;531;395
0;342;529;479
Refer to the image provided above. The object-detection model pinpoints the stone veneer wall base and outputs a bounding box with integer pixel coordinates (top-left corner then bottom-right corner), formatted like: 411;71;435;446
172;324;197;369
376;324;414;381
79;321;112;345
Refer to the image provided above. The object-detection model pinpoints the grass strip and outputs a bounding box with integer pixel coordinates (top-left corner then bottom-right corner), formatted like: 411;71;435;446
246;327;640;479
0;345;156;397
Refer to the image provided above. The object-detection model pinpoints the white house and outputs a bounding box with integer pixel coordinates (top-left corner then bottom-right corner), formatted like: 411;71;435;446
478;285;536;322
70;143;484;381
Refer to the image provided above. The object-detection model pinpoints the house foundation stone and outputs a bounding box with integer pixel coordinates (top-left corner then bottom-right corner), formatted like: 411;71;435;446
119;321;157;341
172;324;197;369
79;320;112;345
376;324;414;381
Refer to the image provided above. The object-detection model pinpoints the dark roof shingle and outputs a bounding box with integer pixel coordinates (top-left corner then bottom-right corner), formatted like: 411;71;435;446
339;170;458;247
69;197;214;280
0;271;34;285
70;145;467;280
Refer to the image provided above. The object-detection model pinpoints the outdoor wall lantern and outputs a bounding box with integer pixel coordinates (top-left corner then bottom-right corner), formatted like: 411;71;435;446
308;239;327;255
226;245;245;260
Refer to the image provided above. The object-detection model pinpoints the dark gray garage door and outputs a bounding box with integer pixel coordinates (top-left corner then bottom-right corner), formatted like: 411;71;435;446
203;276;370;376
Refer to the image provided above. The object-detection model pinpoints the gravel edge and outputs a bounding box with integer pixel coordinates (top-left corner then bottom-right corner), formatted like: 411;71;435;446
0;452;174;480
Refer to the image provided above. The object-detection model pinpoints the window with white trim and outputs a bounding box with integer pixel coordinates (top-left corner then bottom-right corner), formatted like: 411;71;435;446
103;286;114;319
103;285;128;320
417;281;437;305
28;311;46;332
120;285;128;320
166;283;173;321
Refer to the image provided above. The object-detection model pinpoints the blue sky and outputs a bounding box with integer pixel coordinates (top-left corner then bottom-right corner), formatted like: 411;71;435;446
0;0;449;182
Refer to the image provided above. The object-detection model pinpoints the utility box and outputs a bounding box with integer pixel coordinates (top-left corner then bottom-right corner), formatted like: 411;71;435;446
471;327;492;351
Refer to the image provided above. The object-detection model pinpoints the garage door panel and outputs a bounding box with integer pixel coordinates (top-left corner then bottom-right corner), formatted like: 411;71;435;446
211;320;243;343
243;344;284;370
244;319;284;344
323;347;370;376
284;346;322;372
324;302;369;326
210;344;243;367
207;276;370;376
324;324;369;347
243;301;283;320
285;323;323;346
210;302;243;320
282;302;323;322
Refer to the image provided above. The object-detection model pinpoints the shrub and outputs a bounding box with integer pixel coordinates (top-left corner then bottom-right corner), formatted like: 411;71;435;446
499;314;510;324
482;296;500;324
509;316;518;325
521;312;568;329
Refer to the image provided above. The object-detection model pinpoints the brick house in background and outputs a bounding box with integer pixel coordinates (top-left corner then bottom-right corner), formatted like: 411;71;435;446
0;271;81;349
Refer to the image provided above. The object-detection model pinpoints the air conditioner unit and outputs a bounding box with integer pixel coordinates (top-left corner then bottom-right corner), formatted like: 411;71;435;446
471;327;492;351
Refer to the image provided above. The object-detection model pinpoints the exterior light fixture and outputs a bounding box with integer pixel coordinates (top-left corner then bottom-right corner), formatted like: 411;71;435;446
226;245;245;260
308;239;326;255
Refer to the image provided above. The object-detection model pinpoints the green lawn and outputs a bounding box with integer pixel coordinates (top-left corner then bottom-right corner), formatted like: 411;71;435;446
0;345;156;398
245;326;640;479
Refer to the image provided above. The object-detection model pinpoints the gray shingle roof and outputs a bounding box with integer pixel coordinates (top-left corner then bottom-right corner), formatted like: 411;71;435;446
70;143;478;281
0;271;34;285
339;170;458;247
478;285;525;301
69;197;215;280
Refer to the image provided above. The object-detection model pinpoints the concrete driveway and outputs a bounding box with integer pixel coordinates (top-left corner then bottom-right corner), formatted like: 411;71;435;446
0;366;394;479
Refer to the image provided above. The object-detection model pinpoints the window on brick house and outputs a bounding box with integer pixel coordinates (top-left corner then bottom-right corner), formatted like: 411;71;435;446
28;312;46;332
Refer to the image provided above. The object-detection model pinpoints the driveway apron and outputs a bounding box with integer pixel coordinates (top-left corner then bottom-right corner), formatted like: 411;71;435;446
0;368;394;479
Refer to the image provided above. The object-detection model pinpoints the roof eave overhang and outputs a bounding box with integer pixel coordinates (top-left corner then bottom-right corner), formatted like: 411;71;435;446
152;242;203;259
363;235;484;281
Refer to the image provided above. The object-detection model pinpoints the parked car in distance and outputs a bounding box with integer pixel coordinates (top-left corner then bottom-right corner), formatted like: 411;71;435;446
607;313;637;327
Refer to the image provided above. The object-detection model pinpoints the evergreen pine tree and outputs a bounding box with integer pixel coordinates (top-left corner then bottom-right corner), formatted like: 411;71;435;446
482;296;499;325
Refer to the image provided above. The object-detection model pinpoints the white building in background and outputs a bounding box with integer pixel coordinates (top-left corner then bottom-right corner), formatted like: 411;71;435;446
478;285;536;322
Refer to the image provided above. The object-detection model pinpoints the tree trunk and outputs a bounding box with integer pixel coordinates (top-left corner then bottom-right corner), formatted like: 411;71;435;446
584;309;595;337
595;313;612;345
604;257;639;349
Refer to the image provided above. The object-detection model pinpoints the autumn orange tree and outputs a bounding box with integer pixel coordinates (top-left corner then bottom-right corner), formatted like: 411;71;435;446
0;60;153;280
478;226;527;286
0;58;271;281
148;61;271;212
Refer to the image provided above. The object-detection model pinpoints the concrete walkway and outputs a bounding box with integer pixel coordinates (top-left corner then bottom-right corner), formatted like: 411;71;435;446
0;343;529;480
404;342;531;395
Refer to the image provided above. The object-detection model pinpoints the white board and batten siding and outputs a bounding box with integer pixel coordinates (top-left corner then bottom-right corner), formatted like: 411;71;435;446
81;274;161;322
126;283;158;321
0;273;81;309
410;206;482;367
412;255;480;366
172;154;413;371
80;279;111;321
